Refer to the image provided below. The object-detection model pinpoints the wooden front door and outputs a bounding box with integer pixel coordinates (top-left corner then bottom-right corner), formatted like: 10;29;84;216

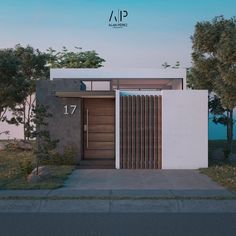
83;98;115;159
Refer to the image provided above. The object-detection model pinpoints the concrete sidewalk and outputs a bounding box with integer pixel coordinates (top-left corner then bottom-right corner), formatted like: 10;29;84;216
63;169;225;190
0;189;236;212
0;169;236;212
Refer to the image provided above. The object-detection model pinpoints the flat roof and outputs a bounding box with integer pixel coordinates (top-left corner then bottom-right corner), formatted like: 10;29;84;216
50;68;186;80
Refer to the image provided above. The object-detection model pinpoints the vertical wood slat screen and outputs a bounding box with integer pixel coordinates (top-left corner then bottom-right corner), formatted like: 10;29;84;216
120;95;162;169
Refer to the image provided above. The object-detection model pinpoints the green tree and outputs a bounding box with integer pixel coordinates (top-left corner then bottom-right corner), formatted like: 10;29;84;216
31;104;59;174
1;45;105;139
47;46;105;68
189;16;236;155
0;48;29;135
6;45;49;140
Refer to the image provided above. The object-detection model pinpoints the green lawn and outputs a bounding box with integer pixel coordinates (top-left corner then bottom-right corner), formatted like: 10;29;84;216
200;140;236;191
0;146;75;190
200;164;236;191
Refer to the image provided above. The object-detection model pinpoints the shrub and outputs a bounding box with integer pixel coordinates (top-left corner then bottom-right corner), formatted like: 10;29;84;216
40;145;77;165
62;145;77;165
19;158;33;178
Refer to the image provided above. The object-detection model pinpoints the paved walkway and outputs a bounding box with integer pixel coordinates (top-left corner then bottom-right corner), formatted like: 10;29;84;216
1;170;236;212
63;169;224;190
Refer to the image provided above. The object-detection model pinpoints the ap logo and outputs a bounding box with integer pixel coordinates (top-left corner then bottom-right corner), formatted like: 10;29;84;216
109;10;128;28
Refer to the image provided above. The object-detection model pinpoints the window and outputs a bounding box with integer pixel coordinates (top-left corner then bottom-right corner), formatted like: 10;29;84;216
82;81;111;91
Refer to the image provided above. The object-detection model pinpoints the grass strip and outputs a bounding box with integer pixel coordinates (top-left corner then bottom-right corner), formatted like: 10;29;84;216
0;195;236;201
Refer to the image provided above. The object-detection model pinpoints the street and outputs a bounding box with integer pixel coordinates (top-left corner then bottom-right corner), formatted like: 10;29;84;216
0;213;236;236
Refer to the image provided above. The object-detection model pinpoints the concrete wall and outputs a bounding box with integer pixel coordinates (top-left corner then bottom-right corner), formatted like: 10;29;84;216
161;90;208;169
36;79;83;162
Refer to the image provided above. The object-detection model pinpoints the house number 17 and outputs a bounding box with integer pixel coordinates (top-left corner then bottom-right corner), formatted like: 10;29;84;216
64;105;77;115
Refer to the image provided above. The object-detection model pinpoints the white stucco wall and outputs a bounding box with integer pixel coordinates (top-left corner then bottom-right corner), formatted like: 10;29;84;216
0;110;24;139
0;94;35;140
161;90;208;169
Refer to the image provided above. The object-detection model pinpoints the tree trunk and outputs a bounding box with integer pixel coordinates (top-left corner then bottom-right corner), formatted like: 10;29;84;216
226;109;234;156
23;102;26;141
27;95;32;141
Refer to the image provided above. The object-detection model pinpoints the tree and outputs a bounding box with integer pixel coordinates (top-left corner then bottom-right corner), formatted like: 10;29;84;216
46;46;105;68
45;46;105;96
0;48;29;135
31;104;59;174
6;45;49;140
0;45;105;139
189;16;236;155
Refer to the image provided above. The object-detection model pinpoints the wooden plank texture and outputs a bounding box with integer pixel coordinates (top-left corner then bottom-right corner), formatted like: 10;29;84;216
120;95;162;169
120;96;123;168
83;98;115;160
158;96;162;169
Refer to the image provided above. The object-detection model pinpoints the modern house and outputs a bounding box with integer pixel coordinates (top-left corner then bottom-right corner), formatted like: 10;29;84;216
36;68;208;169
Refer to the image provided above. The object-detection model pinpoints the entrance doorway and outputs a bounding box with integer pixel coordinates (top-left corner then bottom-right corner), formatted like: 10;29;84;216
83;98;115;160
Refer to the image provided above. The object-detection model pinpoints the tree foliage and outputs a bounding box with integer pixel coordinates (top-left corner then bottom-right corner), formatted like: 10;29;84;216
0;48;29;134
47;46;105;68
5;45;49;140
189;16;236;154
189;16;236;108
0;45;105;139
31;104;59;174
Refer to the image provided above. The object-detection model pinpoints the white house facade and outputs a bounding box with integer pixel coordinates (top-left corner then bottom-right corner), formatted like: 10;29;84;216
35;68;208;169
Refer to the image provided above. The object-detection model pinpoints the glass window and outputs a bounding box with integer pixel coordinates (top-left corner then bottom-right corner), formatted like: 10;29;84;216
81;81;110;91
92;81;110;91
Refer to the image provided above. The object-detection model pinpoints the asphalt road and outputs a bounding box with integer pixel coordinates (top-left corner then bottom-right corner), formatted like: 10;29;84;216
1;213;236;236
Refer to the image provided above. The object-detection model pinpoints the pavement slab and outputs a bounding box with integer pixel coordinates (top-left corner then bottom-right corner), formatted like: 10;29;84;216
110;200;179;213
178;200;236;213
48;189;111;198
0;190;50;197
0;169;235;213
1;199;236;213
170;189;235;198
39;200;110;213
63;169;225;190
110;190;173;197
0;200;41;212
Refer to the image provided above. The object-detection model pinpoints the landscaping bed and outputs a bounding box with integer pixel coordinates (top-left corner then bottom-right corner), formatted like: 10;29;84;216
200;164;236;191
201;140;236;191
0;142;75;189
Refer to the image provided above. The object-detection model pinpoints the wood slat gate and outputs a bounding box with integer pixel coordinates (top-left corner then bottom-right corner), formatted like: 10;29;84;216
120;95;162;169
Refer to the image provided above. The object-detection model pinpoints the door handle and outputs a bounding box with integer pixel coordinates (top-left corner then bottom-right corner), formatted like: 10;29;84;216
86;109;89;148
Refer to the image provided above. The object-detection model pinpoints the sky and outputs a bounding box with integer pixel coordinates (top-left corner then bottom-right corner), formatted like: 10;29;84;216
1;0;236;139
0;0;236;69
